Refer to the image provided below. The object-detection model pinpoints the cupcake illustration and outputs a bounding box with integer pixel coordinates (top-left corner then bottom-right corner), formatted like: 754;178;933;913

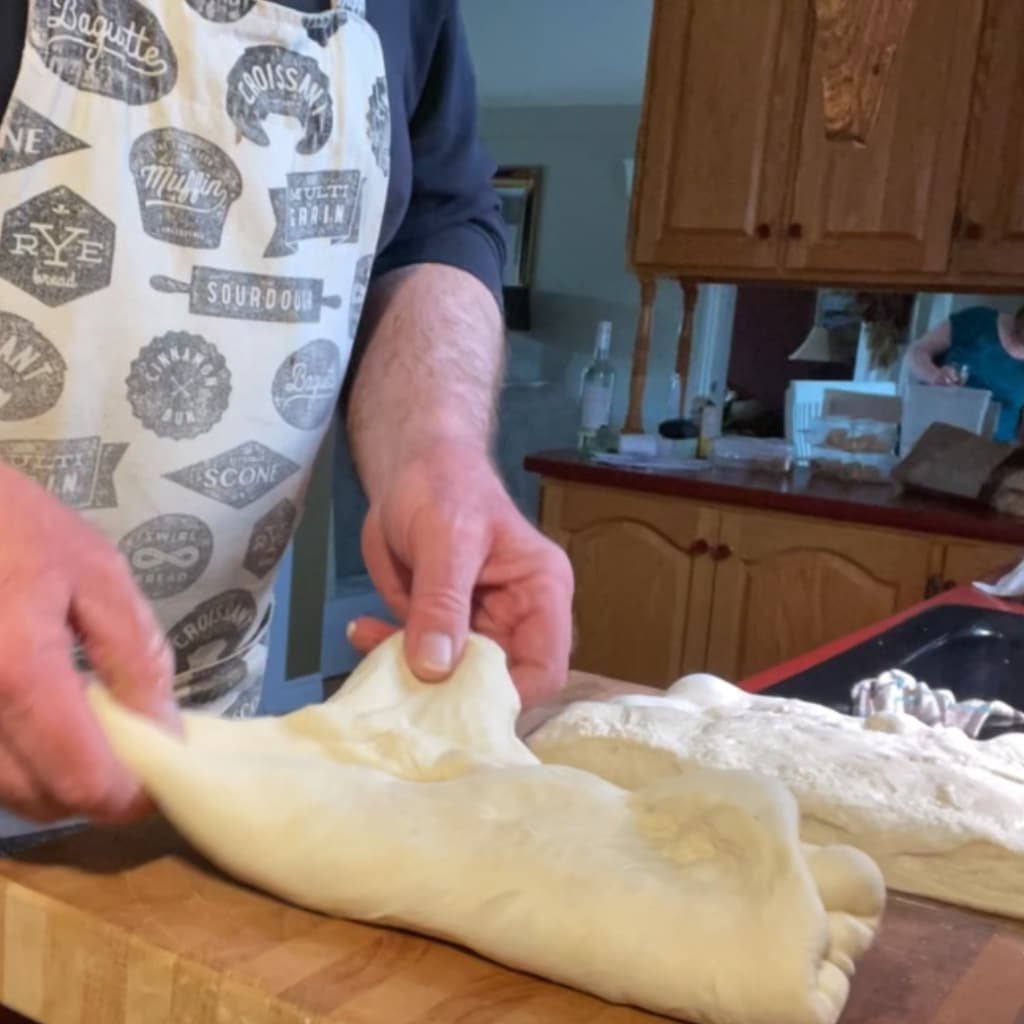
129;128;243;249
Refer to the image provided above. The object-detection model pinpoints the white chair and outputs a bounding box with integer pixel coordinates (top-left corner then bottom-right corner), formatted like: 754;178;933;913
900;383;995;456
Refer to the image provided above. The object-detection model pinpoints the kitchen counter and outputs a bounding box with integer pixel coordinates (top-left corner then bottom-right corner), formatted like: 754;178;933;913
526;450;1023;686
2;578;1023;1024
1;584;1023;1022
524;449;1024;545
0;771;1022;1024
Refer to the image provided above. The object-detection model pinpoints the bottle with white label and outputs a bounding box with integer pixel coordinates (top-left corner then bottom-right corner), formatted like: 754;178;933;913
577;321;615;453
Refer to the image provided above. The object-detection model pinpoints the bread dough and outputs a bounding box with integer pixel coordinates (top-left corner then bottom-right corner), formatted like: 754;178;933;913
529;673;1024;921
89;635;884;1024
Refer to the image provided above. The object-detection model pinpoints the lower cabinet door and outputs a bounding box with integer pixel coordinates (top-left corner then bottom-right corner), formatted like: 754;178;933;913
705;510;932;681
541;483;718;686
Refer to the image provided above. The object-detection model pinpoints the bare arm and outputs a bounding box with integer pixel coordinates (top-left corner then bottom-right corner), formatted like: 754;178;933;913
343;261;572;702
347;262;502;498
906;320;958;386
338;3;572;700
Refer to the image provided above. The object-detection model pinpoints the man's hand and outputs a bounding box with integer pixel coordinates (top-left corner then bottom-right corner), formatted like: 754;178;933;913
0;463;178;823
347;443;573;707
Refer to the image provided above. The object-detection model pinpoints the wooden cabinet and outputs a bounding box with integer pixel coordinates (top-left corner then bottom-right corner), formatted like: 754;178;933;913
631;0;808;271
953;0;1024;276
941;540;1020;588
703;511;931;680
628;0;1019;290
784;0;983;274
538;478;1022;687
540;483;717;686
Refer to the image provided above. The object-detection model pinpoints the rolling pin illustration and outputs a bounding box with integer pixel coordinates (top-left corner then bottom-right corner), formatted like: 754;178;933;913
151;267;342;324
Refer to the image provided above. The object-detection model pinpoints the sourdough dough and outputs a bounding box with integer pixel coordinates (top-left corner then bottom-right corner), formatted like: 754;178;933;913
528;674;1024;921
90;635;884;1024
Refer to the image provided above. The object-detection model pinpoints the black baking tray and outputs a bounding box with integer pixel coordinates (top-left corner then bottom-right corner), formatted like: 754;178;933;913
764;603;1024;739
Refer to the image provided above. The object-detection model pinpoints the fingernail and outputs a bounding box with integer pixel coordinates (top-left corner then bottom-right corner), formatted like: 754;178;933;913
346;620;356;640
417;632;453;675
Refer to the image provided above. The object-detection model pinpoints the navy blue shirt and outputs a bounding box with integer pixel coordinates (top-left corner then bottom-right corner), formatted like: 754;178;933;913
0;1;506;302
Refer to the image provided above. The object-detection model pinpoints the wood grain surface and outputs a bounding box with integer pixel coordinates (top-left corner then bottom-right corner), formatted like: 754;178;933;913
0;820;1021;1024
812;0;919;143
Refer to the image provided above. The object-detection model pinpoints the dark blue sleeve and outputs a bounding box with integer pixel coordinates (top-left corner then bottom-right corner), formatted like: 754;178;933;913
373;1;507;306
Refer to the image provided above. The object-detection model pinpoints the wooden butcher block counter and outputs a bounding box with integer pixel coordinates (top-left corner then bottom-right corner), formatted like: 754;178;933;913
0;819;1021;1022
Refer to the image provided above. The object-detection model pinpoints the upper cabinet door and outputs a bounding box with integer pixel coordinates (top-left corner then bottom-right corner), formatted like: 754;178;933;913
630;0;809;272
953;0;1024;276
784;0;984;274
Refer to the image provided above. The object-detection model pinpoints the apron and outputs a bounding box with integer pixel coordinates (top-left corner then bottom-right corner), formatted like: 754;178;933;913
0;0;390;716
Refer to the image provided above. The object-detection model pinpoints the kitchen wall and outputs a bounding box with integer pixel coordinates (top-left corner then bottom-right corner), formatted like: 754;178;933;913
462;0;653;109
480;104;688;499
467;0;730;517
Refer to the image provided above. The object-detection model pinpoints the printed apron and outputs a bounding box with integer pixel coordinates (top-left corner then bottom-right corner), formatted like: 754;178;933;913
0;0;390;716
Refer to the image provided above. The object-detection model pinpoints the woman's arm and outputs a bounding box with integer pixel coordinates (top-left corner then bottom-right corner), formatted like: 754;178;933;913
906;320;960;386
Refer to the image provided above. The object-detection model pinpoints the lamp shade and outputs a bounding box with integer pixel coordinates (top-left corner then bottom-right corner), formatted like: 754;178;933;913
790;325;837;362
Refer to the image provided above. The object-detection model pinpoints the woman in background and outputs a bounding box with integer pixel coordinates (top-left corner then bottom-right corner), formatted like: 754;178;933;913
906;305;1024;442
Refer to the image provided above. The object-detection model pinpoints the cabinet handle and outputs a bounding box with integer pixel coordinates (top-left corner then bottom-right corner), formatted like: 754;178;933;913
924;574;956;599
686;539;710;557
965;220;984;241
787;223;803;240
756;223;772;240
710;543;733;562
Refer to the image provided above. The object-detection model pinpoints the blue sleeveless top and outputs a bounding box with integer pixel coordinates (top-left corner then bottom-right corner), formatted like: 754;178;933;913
940;306;1024;442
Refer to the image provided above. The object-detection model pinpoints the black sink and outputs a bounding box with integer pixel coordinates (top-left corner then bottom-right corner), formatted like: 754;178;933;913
765;603;1024;738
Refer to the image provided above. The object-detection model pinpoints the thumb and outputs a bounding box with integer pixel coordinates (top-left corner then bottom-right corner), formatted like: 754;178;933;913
71;547;180;733
403;520;487;681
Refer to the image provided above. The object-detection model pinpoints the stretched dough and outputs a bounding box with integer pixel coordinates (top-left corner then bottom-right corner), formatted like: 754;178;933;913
90;635;884;1024
529;674;1024;921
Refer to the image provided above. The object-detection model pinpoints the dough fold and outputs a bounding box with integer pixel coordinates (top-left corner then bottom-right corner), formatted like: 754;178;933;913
529;673;1024;921
90;635;884;1024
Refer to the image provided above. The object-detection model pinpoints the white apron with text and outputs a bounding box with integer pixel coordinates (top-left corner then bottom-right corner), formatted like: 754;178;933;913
0;0;390;715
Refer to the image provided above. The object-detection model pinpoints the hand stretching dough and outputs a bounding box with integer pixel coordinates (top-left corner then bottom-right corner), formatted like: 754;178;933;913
89;635;884;1024
529;674;1024;921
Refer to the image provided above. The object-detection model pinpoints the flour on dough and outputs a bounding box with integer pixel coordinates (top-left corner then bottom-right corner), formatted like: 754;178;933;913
528;673;1024;921
90;635;883;1024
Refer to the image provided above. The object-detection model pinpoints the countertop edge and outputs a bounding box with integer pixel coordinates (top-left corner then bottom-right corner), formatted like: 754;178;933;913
524;452;1024;546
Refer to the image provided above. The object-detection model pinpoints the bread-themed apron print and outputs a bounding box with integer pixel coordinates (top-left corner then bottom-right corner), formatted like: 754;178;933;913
0;0;390;717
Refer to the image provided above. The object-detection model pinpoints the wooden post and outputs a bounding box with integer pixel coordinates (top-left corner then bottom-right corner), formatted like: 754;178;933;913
624;276;657;434
813;0;918;144
675;280;700;403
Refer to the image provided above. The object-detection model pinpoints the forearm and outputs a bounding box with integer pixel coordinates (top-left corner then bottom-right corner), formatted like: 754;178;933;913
906;343;939;383
346;262;504;500
906;322;952;385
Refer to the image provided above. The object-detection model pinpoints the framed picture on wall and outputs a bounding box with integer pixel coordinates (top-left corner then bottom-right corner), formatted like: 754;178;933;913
494;166;542;330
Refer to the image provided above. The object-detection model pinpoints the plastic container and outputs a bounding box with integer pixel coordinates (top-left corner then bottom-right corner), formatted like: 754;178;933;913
709;437;794;475
805;416;897;455
808;447;897;484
